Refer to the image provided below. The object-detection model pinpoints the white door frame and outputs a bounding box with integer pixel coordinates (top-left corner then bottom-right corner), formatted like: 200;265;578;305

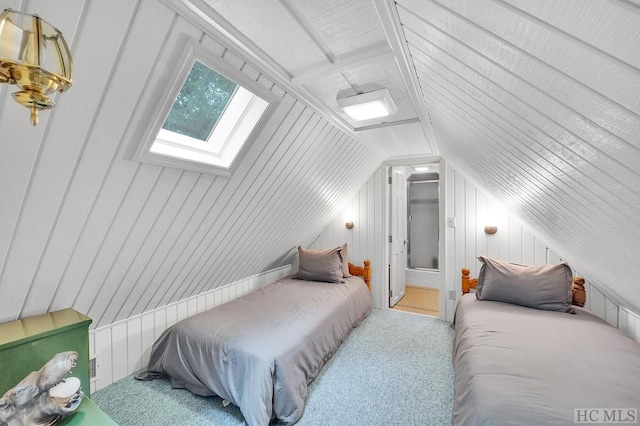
383;156;446;321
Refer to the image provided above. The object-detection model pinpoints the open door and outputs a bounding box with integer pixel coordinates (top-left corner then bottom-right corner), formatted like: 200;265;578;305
389;168;407;307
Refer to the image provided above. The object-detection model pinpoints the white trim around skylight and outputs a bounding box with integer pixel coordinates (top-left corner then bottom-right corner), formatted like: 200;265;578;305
130;36;280;176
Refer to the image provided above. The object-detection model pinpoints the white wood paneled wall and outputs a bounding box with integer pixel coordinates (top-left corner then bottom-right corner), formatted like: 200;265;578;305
0;0;382;328
444;163;639;340
89;265;291;393
310;165;387;309
398;0;640;313
314;161;640;343
619;308;640;344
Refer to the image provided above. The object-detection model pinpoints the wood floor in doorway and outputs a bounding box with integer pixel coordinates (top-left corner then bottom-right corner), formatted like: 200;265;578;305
392;285;439;317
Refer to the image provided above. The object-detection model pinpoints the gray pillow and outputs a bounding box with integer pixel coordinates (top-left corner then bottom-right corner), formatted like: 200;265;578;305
295;246;344;283
476;256;574;313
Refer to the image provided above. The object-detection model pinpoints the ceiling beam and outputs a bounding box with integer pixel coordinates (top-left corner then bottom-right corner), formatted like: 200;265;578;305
291;42;395;84
372;0;439;154
280;0;336;64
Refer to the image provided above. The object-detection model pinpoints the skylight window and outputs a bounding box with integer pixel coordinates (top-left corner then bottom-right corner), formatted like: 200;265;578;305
162;61;238;141
131;38;279;176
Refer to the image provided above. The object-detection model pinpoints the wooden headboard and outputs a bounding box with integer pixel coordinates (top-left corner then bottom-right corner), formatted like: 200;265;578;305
349;260;371;290
461;268;586;307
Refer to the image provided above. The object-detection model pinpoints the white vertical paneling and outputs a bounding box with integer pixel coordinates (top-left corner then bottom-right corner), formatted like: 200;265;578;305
177;301;189;322
605;298;619;328
34;3;189;319
399;0;640;313
187;298;198;316
0;0;139;323
464;180;476;274
91;266;290;391
111;323;128;383
582;281;592;312
533;239;547;265
0;0;383;331
2;0;638;386
444;165;639;327
93;328;112;391
126;318;142;374
315;159;640;330
197;295;207;313
0;1;85;317
619;308;640;344
310;165;387;309
140;313;155;368
71;165;164;317
521;228;535;265
153;310;166;339
444;159;457;320
508;216;522;263
166;305;178;328
474;190;487;259
590;287;607;321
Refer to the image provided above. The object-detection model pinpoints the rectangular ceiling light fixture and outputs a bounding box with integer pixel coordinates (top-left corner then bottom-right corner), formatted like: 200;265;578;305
337;88;398;121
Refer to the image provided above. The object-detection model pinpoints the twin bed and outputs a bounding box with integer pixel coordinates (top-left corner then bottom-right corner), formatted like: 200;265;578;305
454;256;640;425
140;245;372;426
141;246;640;426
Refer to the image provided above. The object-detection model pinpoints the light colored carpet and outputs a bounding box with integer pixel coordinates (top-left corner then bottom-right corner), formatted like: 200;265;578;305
392;285;440;316
92;308;454;425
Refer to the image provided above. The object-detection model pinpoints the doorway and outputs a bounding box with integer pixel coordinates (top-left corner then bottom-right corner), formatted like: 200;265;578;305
389;162;441;318
408;171;440;270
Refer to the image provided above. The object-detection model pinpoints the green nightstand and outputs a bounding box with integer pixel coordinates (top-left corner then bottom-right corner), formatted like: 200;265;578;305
58;398;118;425
0;308;116;425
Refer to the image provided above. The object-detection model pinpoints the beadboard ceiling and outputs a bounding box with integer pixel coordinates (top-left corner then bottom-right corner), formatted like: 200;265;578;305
396;0;640;310
1;0;639;326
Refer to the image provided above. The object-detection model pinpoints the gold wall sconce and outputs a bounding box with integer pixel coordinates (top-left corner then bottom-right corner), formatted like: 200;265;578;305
484;225;498;235
0;9;73;126
345;221;354;230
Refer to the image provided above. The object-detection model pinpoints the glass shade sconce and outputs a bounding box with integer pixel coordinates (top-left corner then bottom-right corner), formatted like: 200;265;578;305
0;9;73;125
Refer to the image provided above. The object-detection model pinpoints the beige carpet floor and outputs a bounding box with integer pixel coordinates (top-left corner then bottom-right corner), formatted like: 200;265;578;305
392;285;439;316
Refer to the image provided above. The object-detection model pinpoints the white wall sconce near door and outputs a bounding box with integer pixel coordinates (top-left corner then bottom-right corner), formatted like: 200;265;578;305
0;9;73;125
484;225;498;235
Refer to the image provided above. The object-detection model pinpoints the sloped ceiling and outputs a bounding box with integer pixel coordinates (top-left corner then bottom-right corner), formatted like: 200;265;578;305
0;0;383;328
394;0;640;310
191;0;640;311
1;0;639;328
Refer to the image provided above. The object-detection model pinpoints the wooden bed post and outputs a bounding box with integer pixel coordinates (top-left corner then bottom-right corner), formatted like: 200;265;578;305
348;260;371;290
572;277;586;307
461;268;477;295
363;260;371;290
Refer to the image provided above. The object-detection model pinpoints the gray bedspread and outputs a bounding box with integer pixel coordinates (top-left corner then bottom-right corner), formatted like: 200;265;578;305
453;294;640;425
145;275;372;426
